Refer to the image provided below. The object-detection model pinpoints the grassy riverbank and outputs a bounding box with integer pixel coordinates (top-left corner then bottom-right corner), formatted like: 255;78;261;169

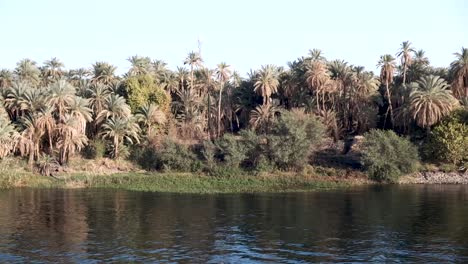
0;172;364;193
0;158;368;193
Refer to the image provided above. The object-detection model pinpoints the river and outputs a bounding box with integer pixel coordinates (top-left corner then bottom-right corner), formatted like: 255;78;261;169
1;185;468;263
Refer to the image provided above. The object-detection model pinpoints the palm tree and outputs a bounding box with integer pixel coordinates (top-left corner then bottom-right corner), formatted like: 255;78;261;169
36;106;56;153
414;49;430;66
17;113;44;167
69;97;92;133
152;59;169;79
377;54;397;127
215;62;232;136
308;48;326;62
254;65;280;105
91;62;117;85
127;55;152;76
136;103;166;136
450;47;468;99
47;80;76;121
96;94;131;124
0;117;19;158
36;154;58;176
100;117;140;159
249;104;279;133
56;114;88;164
88;83;111;116
305;61;330;111
0;69;13;89
43;57;65;83
4;81;30;120
14;59;41;86
183;51;203;92
396;41;415;84
409;75;458;128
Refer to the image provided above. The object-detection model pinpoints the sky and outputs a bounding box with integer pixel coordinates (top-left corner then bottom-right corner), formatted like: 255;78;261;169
0;0;467;76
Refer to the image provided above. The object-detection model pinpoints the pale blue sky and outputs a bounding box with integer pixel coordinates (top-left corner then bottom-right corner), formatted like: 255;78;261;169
0;0;467;75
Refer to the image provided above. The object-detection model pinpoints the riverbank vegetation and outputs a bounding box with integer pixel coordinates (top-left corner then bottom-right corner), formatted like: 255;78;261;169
0;42;467;189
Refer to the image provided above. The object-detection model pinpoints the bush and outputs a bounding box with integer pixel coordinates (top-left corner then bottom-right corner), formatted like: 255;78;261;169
131;139;199;172
82;139;106;159
361;129;420;182
215;134;247;168
424;110;468;165
266;111;324;170
155;139;199;172
200;140;217;169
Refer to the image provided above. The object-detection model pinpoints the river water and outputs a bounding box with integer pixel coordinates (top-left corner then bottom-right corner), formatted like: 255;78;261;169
1;185;468;263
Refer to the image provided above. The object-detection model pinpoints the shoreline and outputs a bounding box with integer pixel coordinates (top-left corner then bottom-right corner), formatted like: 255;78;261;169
1;168;467;194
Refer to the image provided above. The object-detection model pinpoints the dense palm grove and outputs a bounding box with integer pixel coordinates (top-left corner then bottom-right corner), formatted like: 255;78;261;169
0;42;467;178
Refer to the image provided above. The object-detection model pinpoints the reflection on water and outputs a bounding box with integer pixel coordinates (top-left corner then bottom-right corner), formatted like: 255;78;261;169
1;185;468;262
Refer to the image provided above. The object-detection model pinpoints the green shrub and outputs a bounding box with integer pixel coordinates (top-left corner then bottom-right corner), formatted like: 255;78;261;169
238;129;267;169
155;139;198;172
130;144;158;170
215;134;247;168
200;140;217;169
424;110;468;165
361;129;420;182
82;139;106;159
266;111;324;170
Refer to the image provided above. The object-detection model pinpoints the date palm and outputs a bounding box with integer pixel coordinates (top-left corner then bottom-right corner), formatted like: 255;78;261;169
15;59;41;86
17;113;44;167
0;69;13;89
127;55;152;76
47;80;76;121
0;117;19;158
43;57;65;83
409;75;458;128
91;62;117;85
5;81;30;120
377;54;397;128
249;104;279;133
308;48;326;62
36;106;56;153
254;65;280;105
136;103;166;136
100;117;140;159
450;47;468;99
414;49;430;66
215;62;231;136
88;84;111;118
396;41;415;84
56;114;88;164
69;97;92;133
305;61;330;111
96;94;131;124
184;51;203;92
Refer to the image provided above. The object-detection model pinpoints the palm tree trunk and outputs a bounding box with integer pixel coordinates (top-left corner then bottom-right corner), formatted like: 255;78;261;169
207;93;211;138
114;137;119;159
316;90;320;112
403;63;407;84
385;80;394;128
217;83;223;137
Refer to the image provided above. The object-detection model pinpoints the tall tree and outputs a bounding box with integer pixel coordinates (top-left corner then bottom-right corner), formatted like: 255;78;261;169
100;117;140;159
215;62;231;136
43;57;65;83
409;75;458;129
183;52;203;93
91;62;117;85
254;65;280;105
450;47;468;99
396;41;415;84
377;54;397;128
15;59;41;86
